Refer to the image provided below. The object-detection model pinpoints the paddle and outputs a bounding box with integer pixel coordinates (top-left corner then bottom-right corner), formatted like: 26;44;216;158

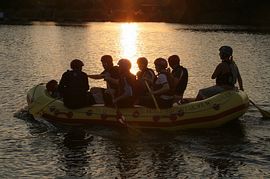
249;99;270;118
113;102;144;135
144;80;160;112
115;104;127;126
29;97;58;116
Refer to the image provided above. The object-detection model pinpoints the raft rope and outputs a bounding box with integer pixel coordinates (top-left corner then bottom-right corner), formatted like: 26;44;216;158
47;92;237;118
48;95;232;118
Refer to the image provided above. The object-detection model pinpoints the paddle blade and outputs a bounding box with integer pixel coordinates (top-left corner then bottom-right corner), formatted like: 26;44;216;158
116;110;127;126
259;108;270;119
118;115;127;126
250;100;270;119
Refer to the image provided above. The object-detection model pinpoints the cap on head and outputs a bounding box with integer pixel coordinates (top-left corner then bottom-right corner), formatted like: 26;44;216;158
101;55;113;64
219;46;233;57
168;55;180;66
154;58;168;69
118;59;131;70
70;59;84;70
137;57;148;66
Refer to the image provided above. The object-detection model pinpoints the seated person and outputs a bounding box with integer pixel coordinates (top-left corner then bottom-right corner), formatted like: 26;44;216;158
196;46;244;100
58;59;95;109
113;59;137;108
142;58;174;109
168;55;188;103
136;57;156;96
46;80;61;98
88;55;119;105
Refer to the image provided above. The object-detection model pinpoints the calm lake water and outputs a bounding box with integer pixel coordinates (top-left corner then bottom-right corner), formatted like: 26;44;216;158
0;22;270;178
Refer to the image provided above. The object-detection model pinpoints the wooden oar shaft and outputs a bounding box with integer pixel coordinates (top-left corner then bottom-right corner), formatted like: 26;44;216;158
249;99;270;118
144;81;160;112
29;97;58;116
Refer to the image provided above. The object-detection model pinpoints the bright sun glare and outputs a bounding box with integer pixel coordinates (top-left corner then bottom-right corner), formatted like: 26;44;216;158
120;23;139;74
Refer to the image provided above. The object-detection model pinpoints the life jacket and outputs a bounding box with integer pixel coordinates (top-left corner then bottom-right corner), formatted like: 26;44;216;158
117;72;137;97
172;65;188;95
154;71;174;96
114;72;137;107
102;66;120;90
137;68;156;95
137;68;155;80
216;61;237;87
59;70;90;109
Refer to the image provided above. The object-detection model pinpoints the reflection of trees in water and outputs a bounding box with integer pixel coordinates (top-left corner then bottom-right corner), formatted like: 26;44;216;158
57;129;93;178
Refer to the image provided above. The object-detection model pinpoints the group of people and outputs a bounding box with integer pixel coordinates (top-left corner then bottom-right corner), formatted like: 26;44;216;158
46;45;243;109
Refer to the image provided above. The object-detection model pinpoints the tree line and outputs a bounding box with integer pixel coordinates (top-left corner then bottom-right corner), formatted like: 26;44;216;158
0;0;270;25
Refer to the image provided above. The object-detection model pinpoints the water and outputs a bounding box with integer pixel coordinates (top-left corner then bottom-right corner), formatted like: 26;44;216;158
1;22;270;178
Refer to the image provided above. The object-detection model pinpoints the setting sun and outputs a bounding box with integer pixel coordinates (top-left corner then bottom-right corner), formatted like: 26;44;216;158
119;23;139;74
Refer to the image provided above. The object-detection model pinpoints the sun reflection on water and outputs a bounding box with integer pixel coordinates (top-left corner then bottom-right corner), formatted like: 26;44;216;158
119;23;139;74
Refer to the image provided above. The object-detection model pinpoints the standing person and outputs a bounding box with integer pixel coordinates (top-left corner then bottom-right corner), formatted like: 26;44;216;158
136;57;156;96
168;55;188;102
113;59;137;108
58;59;95;109
196;46;244;100
88;55;120;105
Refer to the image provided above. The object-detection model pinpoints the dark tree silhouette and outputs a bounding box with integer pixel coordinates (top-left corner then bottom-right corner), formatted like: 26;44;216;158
0;0;270;25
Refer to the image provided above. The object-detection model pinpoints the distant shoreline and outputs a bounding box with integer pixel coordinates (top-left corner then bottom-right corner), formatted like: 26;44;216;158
1;0;270;29
1;20;270;33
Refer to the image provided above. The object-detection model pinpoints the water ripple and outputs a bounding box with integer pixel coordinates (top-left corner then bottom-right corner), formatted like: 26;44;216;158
1;23;270;178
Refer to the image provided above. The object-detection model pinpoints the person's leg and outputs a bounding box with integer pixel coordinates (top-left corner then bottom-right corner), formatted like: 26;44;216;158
90;87;105;104
87;92;96;105
104;92;113;106
195;90;205;101
138;95;155;108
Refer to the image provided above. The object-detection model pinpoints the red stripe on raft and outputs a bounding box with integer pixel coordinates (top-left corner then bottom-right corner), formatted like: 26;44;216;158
42;103;249;127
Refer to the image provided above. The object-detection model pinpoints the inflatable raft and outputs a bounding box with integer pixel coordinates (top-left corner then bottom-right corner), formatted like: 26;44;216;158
27;84;249;130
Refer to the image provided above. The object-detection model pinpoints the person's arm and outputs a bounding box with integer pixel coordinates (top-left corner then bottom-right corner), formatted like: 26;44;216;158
152;74;170;95
238;75;244;91
172;68;184;87
139;70;155;86
176;68;188;95
58;72;68;94
152;83;170;95
236;66;244;91
87;74;104;79
211;63;222;79
83;73;90;91
104;76;119;86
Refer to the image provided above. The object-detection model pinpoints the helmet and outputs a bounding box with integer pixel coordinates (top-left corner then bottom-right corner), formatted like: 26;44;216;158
168;55;180;65
154;58;168;69
101;55;113;64
219;46;233;57
118;59;131;70
137;57;148;66
70;59;84;70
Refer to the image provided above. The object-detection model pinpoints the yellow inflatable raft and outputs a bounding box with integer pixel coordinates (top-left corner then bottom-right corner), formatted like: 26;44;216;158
27;84;249;130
